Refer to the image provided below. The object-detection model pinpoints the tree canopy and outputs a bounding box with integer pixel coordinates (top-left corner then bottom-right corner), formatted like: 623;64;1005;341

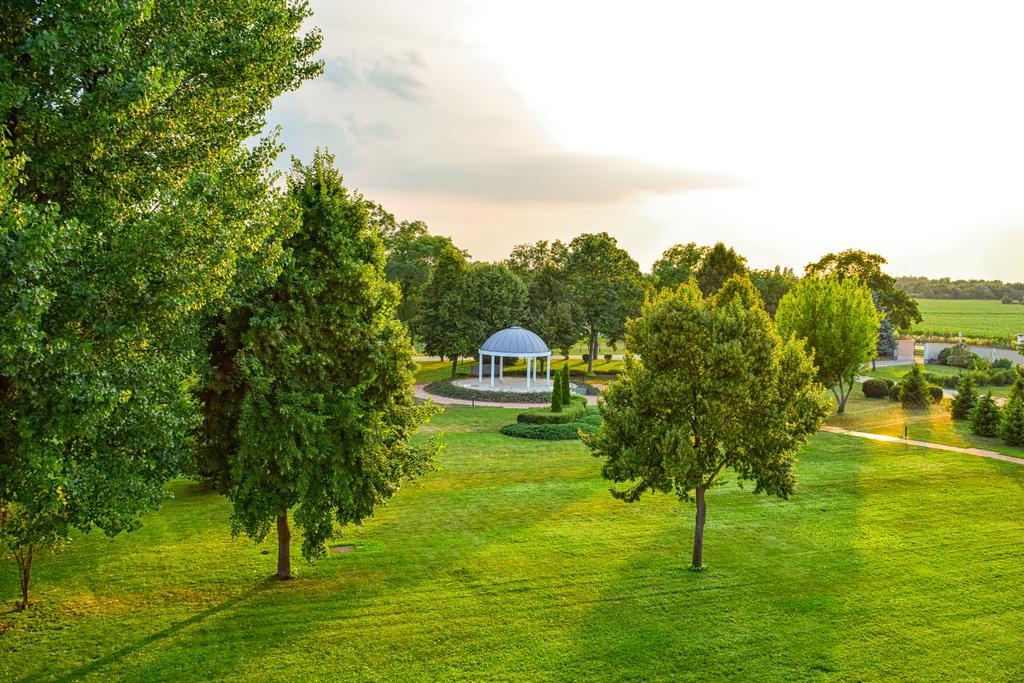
695;242;748;296
1;0;320;609
805;250;921;331
564;233;645;372
202;151;439;579
776;275;881;414
651;242;709;291
585;276;830;568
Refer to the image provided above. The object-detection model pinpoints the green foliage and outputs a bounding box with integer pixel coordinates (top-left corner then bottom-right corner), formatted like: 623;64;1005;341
862;379;889;398
518;397;587;424
876;313;898;358
585;277;830;568
550;383;563;413
899;365;930;409
1000;368;1024;445
651;242;709;290
940;342;978;368
502;406;601;440
776;274;881;414
928;385;945;404
749;266;797;317
560;364;571;405
695;242;748;296
1;0;320;607
564;233;645;372
950;374;979;419
970;393;1002;437
417;249;527;375
201;152;439;576
376;212;462;335
526;263;584;355
805;250;921;332
889;383;902;401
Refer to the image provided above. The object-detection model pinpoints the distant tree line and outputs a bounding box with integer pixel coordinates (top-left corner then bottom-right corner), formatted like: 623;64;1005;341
896;276;1024;302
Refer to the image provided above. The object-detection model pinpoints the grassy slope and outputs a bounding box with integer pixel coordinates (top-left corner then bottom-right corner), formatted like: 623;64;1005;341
4;407;1024;680
909;298;1024;342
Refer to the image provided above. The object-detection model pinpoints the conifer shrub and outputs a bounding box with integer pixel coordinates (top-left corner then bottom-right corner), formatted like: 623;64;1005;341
950;374;979;419
970;393;1002;437
900;365;930;409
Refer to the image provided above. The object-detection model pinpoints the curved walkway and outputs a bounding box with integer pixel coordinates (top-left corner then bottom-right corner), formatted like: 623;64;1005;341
414;384;598;408
821;425;1024;466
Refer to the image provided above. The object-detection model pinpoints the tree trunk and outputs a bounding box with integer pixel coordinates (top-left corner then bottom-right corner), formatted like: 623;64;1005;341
872;358;877;371
836;379;849;414
692;485;707;569
276;512;292;580
450;357;459;378
588;328;598;374
13;544;33;610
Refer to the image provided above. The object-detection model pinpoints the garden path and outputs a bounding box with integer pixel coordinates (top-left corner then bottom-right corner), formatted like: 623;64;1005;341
821;425;1024;466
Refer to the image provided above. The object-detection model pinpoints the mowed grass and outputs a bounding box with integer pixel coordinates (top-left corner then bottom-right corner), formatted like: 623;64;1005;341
828;390;1024;458
910;298;1024;343
4;407;1024;680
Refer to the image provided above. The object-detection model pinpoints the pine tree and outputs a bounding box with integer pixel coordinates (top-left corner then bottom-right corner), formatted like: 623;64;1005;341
1000;368;1024;445
970;393;1002;438
900;364;929;409
950;374;979;419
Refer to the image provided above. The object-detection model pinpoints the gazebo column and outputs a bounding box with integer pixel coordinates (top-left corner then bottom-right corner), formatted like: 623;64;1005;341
546;353;551;383
526;357;532;389
478;351;483;385
499;356;503;383
490;353;495;386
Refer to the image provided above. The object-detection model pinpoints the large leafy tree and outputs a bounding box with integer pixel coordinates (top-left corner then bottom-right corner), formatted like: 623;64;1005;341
805;250;921;331
749;266;798;317
202;152;439;580
695;242;748;296
1;1;319;608
466;262;528;338
651;242;709;291
370;204;462;336
527;264;584;357
585;276;829;568
776;275;881;414
564;232;645;373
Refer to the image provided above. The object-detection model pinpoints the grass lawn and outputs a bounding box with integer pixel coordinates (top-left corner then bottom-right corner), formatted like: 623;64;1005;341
828;390;1024;458
909;298;1024;344
4;406;1024;680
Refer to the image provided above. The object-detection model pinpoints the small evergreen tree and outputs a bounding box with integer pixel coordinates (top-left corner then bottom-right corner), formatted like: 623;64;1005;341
551;383;563;412
561;364;571;405
970;393;1002;438
950;374;979;419
900;364;930;409
1000;368;1024;445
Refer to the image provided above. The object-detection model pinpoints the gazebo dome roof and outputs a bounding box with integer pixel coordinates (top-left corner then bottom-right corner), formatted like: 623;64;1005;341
480;326;550;355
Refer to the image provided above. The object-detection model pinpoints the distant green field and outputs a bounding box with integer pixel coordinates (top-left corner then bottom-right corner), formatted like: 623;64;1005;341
909;299;1024;344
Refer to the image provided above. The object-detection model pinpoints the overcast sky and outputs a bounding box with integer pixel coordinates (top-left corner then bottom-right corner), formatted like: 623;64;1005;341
267;1;1024;279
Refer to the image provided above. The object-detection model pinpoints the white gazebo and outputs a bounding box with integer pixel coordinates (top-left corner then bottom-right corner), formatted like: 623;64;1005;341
477;326;552;389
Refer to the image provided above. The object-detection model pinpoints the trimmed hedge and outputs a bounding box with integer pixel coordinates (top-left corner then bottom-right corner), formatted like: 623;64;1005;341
501;406;602;440
423;378;552;403
862;379;889;398
928;385;945;404
517;396;586;424
888;383;901;401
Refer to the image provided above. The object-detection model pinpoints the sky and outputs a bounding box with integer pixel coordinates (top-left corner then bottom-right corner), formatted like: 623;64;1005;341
267;0;1024;280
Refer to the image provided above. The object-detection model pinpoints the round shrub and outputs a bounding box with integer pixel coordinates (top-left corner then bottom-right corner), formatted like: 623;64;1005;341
501;406;602;440
582;354;590;363
882;379;896;389
603;353;613;362
862;379;889;399
888;383;901;401
516;397;586;424
928;385;945;404
992;358;1014;370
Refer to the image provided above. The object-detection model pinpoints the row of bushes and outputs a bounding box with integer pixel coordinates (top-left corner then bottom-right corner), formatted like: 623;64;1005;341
501;407;602;440
518;396;587;424
423;378;552;404
924;368;1017;389
581;353;616;364
862;374;943;406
